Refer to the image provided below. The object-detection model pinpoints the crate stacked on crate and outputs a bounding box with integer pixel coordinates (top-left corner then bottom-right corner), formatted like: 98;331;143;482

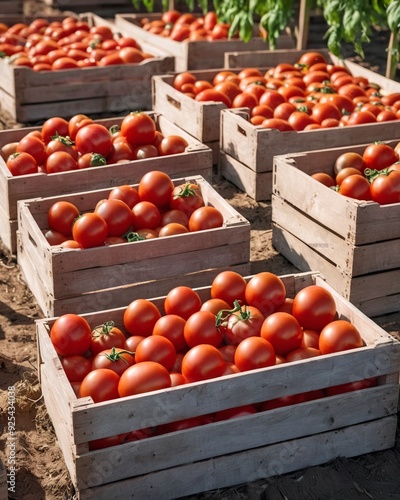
219;49;400;201
17;174;250;317
0;13;174;123
36;271;400;499
272;141;400;318
0;112;212;258
115;13;295;72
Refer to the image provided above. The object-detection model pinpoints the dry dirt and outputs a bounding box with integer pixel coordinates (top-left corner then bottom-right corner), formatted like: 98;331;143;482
1;2;400;499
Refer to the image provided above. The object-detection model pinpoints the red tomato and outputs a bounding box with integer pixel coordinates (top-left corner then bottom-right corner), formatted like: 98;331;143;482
311;172;336;187
48;201;80;236
68;114;93;140
333;151;366;175
138;170;174;210
132;144;159;159
285;347;321;362
195;88;231;107
61;355;92;382
346;110;376;125
319;319;364;354
45;150;78;173
368;170;400;204
46;135;78;160
245;272;286;316
164;285;202;320
170;372;187;387
90;320;127;355
292;285;336;331
123;298;161;337
16;134;46;166
158;223;188;236
72;212;108;248
6;152;38;175
75;123;112;157
311;102;342;124
173;71;197;91
79;368;120;403
261;118;294;131
120;112;156;146
108;184;140;208
339;174;372;200
118;361;171;396
158;135;188;156
131;201;161;230
50;313;92;356
134;335;176;371
335;167;364;185
234;336;276;372
260;312;303;357
301;329;320;349
181;344;225;382
211;270;247;308
107;140;135;163
77;152;106;169
200;297;231;316
152;314;188;353
223;304;265;346
288;111;316;131
188;206;224;231
184;310;223;348
44;229;68;246
92;347;135;375
94;198;133;237
170;182;204;217
362;142;398;171
218;344;237;363
160;209;189;228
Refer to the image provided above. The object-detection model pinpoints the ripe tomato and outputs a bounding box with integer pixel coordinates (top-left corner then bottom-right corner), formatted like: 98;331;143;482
301;329;320;349
311;172;336;187
131;201;161;230
16;134;47;166
211;270;247;307
183;310;223;348
94;198;133;237
173;71;197;91
123;298;161;336
118;361;171;396
61;355;92;382
292;285;336;331
335;167;363;185
134;335;176;371
160;209;189;228
90;320;127;355
223;304;265;346
261;118;294;131
92;347;135;375
368;170;400;204
201;297;231;316
75;123;112;157
333;151;366;175
158;222;188;236
188;206;224;231
77;152;106;169
79;368;120;403
158;135;188;156
44;229;68;246
260;312;303;356
234;336;276;372
245;272;286;316
362;142;398;171
108;184;140;208
138;170;174;210
107;140;135;163
164;285;202;320
6;152;38;176
298;51;327;67
319;319;364;354
285;347;321;362
120;112;156;146
346;110;376;126
339;174;372;200
170;182;204;217
288;111;316;131
195;88;231;107
311;102;342;124
152;314;188;353
48;200;80;236
45;150;78;173
181;344;225;382
46;135;78;160
50;313;92;356
68;114;93;140
72;212;108;248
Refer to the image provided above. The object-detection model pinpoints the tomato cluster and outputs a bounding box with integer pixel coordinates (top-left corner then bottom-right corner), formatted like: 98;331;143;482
140;10;240;42
49;271;372;449
44;171;224;248
173;51;400;131
0;16;152;71
311;141;400;204
2;112;189;176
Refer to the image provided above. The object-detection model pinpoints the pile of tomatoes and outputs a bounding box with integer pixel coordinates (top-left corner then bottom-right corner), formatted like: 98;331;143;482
0;16;152;71
311;141;400;205
139;10;239;42
49;270;372;448
173;51;400;131
2;111;189;176
44;171;224;248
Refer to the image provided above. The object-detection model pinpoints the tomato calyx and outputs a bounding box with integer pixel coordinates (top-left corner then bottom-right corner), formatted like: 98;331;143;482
50;132;75;146
88;153;106;167
364;167;392;182
92;320;118;338
215;299;250;328
109;124;120;135
103;346;135;364
126;231;146;242
318;85;335;94
173;182;200;199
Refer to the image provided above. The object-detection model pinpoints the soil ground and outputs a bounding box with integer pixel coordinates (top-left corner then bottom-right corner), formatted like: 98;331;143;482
0;2;400;499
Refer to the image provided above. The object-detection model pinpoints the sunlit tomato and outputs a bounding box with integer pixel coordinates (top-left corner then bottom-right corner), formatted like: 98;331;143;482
6;152;38;176
258;89;286;110
234;336;275;372
80;368;120;402
319;93;355;114
195;88;231;107
41;116;70;144
231;92;258;111
292;285;336;331
94;198;133;237
339;174;372;200
244;272;286;316
44;229;68;246
52;56;79;70
310;102;341;124
211;270;247;308
68;114;93;140
285;347;321;362
46;135;78;160
164;285;202;320
45;150;78;173
181;344;225;382
160;209;189;228
16;135;46;166
75;123;112;157
368;170;400;204
170;182;204;217
298;51;327;67
275;297;294;314
90;320;127;356
301;329;320;349
152;314;188;353
184;310;223;348
360;102;384;117
260;312;303;357
273;102;296;121
77;152;106;169
335;167;363;185
311;172;336;187
132;144;159;160
158;222;189;236
134;335;176;371
50;313;92;356
107;140;135;163
92;347;135;376
131;201;161;230
72;212;108;248
261;118;294;131
223;304;264;346
120;112;156;146
214;81;241;102
188;206;224;231
376;109;397;122
288;111;316;131
123;298;161;337
346;110;376;126
173;71;197;91
108;184;140;208
48;201;80;236
201;297;231;316
213;70;239;86
319;319;364;354
61;355;91;382
333;151;366;175
362;142;398;171
118;360;171;396
158;135;188;156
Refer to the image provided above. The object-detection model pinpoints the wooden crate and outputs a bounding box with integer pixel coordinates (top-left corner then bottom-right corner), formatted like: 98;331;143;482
272;141;400;317
17;175;250;316
0;0;23;14
0;112;212;257
219;49;400;201
42;0;149;16
115;13;295;72
0;14;174;124
0;459;7;500
36;272;400;499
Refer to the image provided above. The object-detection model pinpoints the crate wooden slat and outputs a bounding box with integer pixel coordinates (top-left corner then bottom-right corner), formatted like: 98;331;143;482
0;13;175;123
36;272;400;499
17;175;251;316
0;0;23;14
116;13;295;72
271;141;400;317
42;0;143;16
0;459;7;500
0;112;212;257
219;49;400;201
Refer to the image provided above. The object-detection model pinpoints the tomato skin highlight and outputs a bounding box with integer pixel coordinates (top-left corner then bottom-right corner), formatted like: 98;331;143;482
234;336;276;372
72;212;108;248
118;361;171;397
260;312;303;357
319;319;364;354
245;272;286;316
292;285;336;331
123;298;161;337
50;313;92;356
79;368;120;403
181;344;226;382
